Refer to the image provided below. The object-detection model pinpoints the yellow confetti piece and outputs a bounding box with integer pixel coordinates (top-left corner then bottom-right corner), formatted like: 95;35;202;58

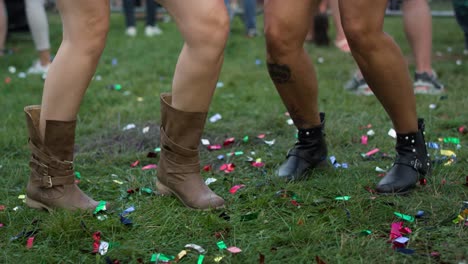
113;180;123;185
214;256;223;262
176;250;187;261
255;158;262;163
440;150;456;157
18;195;26;200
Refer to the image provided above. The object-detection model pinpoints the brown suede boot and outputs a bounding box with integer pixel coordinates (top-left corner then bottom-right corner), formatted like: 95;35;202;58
24;106;99;212
156;93;224;210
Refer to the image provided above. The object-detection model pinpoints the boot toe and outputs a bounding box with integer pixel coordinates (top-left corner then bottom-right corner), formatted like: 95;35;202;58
376;165;418;195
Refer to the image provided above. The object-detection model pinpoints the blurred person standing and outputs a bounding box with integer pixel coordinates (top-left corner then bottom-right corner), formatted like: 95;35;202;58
225;0;258;37
453;0;468;53
0;0;7;56
25;0;51;75
123;0;162;37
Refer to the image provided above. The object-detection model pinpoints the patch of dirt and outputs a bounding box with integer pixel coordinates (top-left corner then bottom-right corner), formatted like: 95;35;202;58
77;122;160;155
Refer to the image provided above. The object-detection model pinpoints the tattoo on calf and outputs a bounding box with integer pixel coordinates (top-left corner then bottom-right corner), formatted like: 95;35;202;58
267;63;292;84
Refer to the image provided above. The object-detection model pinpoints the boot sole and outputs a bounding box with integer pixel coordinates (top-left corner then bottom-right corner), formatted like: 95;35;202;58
156;181;225;211
25;196;53;212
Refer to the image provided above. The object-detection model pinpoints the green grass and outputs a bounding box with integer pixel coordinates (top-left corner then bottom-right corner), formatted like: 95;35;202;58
1;13;467;264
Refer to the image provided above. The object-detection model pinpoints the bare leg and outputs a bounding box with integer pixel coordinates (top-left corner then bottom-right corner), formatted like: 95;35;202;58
0;0;7;55
264;0;321;129
329;0;350;53
402;0;432;73
339;0;417;133
158;0;229;112
25;0;52;67
40;0;109;138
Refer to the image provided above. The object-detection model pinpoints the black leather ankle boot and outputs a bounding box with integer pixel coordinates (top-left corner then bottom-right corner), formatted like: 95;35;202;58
376;119;431;195
276;113;328;181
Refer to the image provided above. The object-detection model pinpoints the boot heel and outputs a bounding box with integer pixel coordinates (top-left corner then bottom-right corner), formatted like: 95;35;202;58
156;181;173;196
25;196;52;212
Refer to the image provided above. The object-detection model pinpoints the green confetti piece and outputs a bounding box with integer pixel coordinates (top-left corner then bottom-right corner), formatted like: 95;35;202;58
154;147;161;152
443;137;460;144
141;187;153;194
243;136;249;142
197;254;205;264
114;84;122;91
150;254;158;262
93;200;107;215
394;212;415;222
217;241;227;250
74;171;81;179
295;132;298;139
291;194;302;203
158;254;175;262
234;151;244;156
361;230;372;235
335;196;351;201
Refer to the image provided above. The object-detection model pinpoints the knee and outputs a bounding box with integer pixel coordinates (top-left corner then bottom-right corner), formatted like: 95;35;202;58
341;17;378;52
189;10;230;57
84;16;109;57
264;21;299;60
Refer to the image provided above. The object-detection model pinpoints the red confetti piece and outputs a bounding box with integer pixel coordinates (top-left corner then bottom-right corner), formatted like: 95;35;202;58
0;205;5;211
441;179;446;185
223;137;235;146
229;184;245;194
290;200;300;207
257;134;266;139
5;77;11;84
220;163;235;173
399;226;412;235
26;237;34;249
142;164;157;170
92;232;101;254
459;125;467;135
419;178;427;185
207;145;222;151
203;165;212;172
252;161;265;168
130;160;140;167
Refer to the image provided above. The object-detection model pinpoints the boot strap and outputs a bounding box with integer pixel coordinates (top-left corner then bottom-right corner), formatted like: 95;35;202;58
160;127;199;164
287;147;326;164
161;153;200;174
29;141;75;188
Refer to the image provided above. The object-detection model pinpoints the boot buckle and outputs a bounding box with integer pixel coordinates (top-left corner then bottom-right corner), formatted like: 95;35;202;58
43;175;53;188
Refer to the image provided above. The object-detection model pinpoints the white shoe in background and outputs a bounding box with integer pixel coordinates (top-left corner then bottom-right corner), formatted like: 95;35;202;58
126;26;137;37
145;25;163;37
27;60;50;75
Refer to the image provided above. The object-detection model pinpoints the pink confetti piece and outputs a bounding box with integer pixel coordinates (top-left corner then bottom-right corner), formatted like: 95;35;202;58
390;222;403;240
130;160;140;167
257;134;266;139
252;161;265;168
142;164;157;170
365;148;380;156
220;163;235;173
0;205;5;211
229;184;245;194
361;135;368;145
26;237;34;249
223;137;235;146
227;246;242;254
207;145;222;151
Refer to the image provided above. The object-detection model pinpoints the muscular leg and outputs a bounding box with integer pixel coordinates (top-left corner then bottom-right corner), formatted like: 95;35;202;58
264;0;321;129
340;1;430;195
158;0;229;112
402;0;432;73
40;0;109;138
339;0;417;133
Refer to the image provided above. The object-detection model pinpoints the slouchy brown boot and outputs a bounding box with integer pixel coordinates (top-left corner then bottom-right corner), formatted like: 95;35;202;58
156;93;224;210
24;106;99;211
